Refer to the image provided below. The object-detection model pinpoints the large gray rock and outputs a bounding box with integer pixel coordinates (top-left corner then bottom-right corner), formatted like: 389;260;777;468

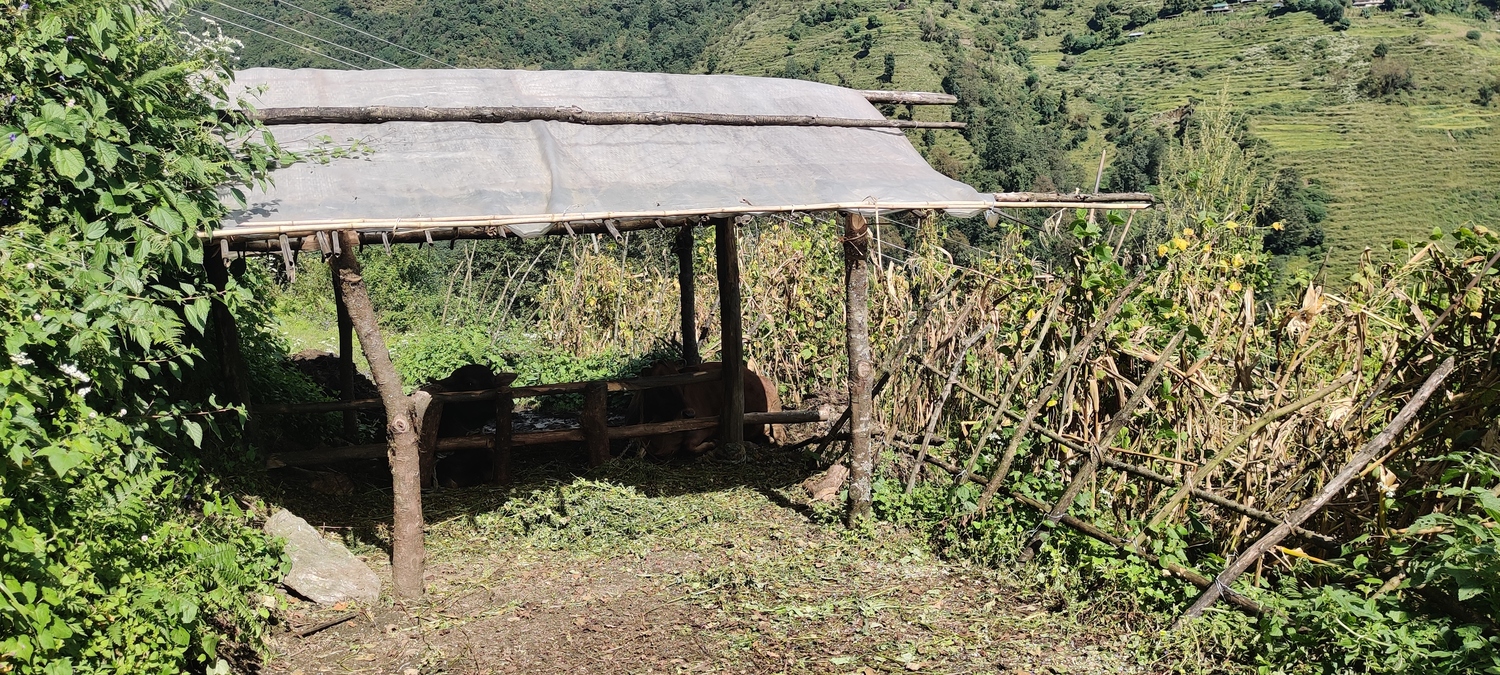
264;509;380;605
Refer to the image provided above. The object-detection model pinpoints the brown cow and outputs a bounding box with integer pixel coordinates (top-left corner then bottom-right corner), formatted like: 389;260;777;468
631;361;784;458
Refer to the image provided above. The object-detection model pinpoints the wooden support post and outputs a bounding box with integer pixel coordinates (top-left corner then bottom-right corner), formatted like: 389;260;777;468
203;245;253;408
676;225;700;367
333;263;358;439
582;381;610;467
842;212;875;526
490;373;517;484
415;390;443;489
714;217;745;451
1178;357;1455;622
331;230;425;599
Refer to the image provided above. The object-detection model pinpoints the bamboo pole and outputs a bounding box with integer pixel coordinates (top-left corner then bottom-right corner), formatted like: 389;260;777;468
248;105;966;129
1178;357;1455;621
857;90;959;105
1018;329;1185;562
714;217;745;452
330;230;424;599
207;197;1152;242
843;212;875;526
677;224;701;367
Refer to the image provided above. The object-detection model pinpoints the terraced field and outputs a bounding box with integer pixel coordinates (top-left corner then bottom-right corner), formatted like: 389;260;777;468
710;2;1500;271
1025;8;1500;266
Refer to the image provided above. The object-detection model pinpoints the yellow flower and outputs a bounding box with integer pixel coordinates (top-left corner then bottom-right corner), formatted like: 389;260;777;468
1173;237;1189;251
1224;221;1238;230
1229;280;1242;292
1271;221;1284;231
1202;243;1213;252
1183;228;1196;237
1158;243;1170;256
1232;253;1245;267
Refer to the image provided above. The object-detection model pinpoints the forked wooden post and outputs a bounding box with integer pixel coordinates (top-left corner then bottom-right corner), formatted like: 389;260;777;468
842;212;875;526
332;263;358;439
676;224;700;366
331;231;425;599
582;381;610;467
714;217;745;449
490;373;517;484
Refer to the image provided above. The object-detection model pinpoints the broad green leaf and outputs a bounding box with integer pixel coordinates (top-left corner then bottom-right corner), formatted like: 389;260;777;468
51;146;85;178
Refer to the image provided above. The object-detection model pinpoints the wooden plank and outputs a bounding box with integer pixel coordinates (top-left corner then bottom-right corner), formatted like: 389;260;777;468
843;212;875;526
490;374;516;484
414;390;443;489
248;105;966;129
715;217;745;450
253;370;724;414
267;409;828;466
677;224;700;366
582;381;609;467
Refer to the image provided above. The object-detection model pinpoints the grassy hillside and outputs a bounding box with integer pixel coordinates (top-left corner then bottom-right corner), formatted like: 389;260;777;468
706;2;1500;269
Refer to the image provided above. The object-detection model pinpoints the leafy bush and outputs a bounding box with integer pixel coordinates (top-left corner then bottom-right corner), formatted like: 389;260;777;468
1467;29;1484;41
1;1;285;671
1364;57;1417;97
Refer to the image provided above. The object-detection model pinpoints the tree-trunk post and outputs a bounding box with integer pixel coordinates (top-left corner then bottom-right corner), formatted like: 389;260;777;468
842;212;875;527
714;217;745;452
331;231;425;599
676;224;700;367
490;373;517;484
582;380;610;467
333;263;358;439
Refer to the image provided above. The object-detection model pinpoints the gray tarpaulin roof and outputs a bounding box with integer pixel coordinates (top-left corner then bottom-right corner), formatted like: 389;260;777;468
221;68;991;239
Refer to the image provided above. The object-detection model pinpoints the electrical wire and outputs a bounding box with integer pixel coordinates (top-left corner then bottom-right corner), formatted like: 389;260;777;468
268;0;454;68
209;0;402;68
191;10;366;70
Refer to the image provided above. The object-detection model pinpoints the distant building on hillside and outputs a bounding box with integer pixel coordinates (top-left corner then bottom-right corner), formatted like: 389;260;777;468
1351;0;1381;6
1127;31;1145;38
1205;2;1233;13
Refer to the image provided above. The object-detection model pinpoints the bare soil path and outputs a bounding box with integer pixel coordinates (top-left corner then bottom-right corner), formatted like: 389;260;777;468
258;450;1140;674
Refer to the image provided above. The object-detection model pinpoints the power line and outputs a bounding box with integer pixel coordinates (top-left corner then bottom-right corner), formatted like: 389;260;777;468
191;10;366;70
269;0;454;68
209;0;402;68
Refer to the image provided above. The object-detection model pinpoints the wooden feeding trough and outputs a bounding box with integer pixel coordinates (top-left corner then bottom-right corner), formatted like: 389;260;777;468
202;67;1153;599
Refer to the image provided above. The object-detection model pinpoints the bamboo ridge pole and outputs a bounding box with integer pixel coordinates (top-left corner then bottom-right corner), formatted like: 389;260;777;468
1178;356;1455;621
248;105;966;129
330;230;425;599
857;90;959;105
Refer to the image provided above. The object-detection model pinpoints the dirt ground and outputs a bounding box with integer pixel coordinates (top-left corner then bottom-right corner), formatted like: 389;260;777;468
258;448;1143;674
